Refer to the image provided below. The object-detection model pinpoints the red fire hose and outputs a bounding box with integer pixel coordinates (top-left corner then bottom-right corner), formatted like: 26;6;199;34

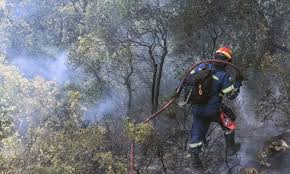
129;59;241;174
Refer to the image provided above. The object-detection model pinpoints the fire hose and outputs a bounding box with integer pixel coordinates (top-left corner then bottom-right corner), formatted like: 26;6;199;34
130;59;241;174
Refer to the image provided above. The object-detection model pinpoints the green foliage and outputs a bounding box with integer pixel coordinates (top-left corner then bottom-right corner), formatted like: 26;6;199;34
114;0;141;17
1;125;127;173
0;55;61;140
125;118;154;144
0;55;127;173
22;167;61;174
67;33;105;101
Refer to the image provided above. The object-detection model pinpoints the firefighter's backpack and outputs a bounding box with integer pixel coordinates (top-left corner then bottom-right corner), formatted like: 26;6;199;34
182;65;213;104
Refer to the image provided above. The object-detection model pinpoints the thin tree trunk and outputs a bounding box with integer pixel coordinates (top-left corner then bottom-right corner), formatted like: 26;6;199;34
151;64;158;113
126;81;132;115
126;50;134;116
152;46;168;113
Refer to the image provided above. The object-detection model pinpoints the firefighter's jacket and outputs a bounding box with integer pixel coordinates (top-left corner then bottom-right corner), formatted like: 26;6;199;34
190;63;241;114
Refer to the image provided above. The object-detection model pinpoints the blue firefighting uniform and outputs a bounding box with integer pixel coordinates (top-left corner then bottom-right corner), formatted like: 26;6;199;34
188;63;242;155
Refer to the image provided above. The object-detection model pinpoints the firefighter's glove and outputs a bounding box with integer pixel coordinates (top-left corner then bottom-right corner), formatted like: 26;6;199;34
226;88;240;100
178;101;187;107
234;81;242;88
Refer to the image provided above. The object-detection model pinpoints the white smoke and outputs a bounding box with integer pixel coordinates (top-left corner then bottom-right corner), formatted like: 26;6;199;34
11;52;70;84
85;87;127;123
235;84;262;128
231;79;288;170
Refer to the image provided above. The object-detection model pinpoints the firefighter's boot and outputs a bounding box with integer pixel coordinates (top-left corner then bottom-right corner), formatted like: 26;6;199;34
191;153;202;169
187;145;203;169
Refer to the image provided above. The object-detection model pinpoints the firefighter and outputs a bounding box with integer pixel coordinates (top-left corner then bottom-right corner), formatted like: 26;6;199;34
183;47;243;167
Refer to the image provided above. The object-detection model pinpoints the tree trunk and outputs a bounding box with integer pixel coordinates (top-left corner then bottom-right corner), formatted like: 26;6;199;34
152;45;168;113
126;81;132;116
151;64;158;113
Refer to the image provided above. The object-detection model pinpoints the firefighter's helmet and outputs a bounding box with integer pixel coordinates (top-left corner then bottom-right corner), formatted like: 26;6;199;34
215;47;233;61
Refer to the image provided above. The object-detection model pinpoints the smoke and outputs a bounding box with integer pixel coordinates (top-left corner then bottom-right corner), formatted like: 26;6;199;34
235;84;262;128
228;78;288;172
232;84;269;169
10;52;71;84
84;87;127;124
0;0;5;9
